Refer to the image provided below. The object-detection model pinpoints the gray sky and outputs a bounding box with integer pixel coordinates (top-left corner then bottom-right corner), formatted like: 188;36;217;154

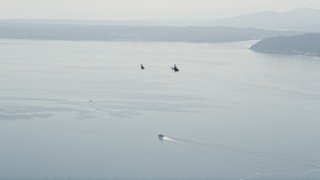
1;0;320;20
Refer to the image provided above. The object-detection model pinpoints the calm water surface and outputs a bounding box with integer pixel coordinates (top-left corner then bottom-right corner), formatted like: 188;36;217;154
0;39;320;179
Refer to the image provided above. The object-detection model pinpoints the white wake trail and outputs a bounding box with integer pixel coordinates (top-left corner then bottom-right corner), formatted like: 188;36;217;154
162;137;177;142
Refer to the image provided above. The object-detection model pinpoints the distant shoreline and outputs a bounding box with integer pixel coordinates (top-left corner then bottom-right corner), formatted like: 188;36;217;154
250;48;320;58
0;23;301;43
251;49;320;58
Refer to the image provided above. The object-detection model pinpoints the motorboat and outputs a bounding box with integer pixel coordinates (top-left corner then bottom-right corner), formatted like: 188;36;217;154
158;134;164;139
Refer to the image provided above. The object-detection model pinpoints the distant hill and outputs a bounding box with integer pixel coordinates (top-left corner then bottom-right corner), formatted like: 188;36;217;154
0;22;301;43
211;8;320;32
250;33;320;57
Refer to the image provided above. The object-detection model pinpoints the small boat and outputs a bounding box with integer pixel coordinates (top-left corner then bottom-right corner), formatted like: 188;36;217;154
158;134;164;139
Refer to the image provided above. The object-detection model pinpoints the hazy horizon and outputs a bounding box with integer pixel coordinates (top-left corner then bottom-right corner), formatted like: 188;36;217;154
1;0;320;20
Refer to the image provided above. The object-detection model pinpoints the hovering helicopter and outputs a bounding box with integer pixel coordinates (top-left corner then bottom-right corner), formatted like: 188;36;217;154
172;64;179;72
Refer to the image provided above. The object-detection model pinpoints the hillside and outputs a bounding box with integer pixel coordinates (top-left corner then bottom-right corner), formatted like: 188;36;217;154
250;33;320;57
211;8;320;32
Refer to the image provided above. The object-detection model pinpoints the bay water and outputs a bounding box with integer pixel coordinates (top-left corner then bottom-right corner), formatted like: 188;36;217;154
0;39;320;179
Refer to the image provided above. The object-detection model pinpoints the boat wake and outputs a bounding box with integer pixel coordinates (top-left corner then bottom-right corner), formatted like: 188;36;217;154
160;135;320;170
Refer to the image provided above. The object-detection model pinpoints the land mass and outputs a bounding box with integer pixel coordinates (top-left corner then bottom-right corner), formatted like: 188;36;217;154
0;22;301;43
250;33;320;57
